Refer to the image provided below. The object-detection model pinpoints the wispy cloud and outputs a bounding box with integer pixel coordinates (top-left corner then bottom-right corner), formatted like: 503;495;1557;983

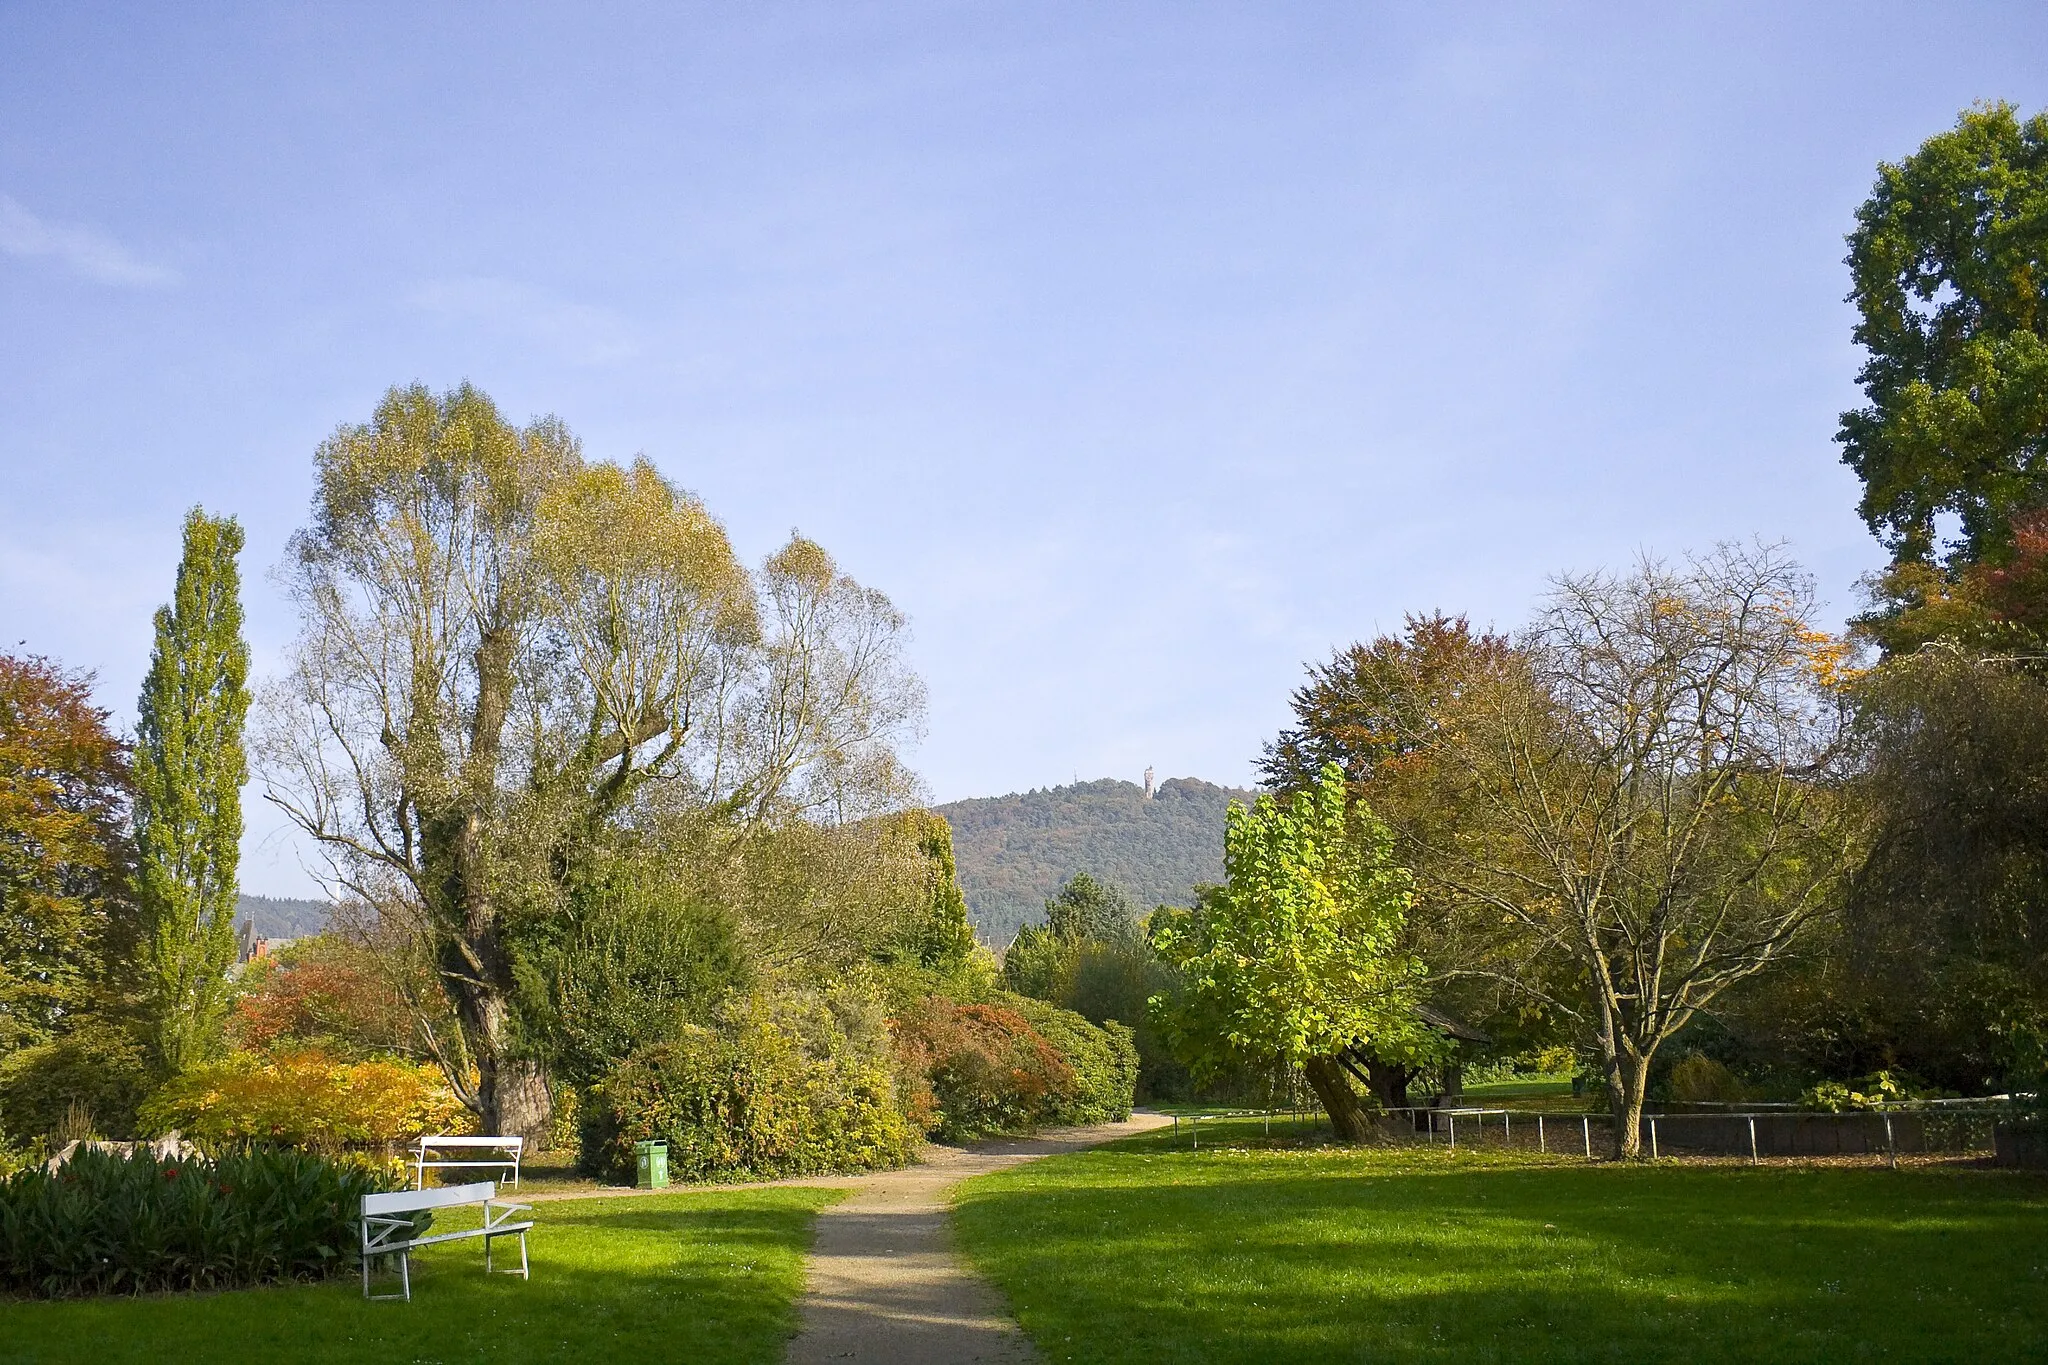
0;194;179;287
411;276;639;366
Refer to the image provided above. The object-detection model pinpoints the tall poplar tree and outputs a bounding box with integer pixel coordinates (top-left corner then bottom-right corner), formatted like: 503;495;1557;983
136;508;250;1072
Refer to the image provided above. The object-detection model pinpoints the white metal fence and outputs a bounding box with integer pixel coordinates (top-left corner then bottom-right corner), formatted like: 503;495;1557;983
1166;1103;2015;1162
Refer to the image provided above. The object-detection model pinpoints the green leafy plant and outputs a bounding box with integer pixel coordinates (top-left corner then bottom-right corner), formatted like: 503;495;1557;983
0;1146;399;1297
1801;1069;1928;1112
0;1022;151;1142
1668;1054;1748;1105
580;989;918;1182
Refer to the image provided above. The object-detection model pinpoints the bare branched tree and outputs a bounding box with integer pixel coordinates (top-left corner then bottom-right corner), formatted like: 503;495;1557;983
1420;542;1861;1156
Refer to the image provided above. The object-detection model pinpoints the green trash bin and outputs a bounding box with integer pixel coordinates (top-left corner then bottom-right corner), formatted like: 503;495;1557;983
635;1140;669;1190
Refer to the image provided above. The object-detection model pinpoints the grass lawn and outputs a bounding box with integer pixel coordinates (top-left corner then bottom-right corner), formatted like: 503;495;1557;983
1460;1074;1589;1110
0;1186;839;1365
954;1117;2048;1364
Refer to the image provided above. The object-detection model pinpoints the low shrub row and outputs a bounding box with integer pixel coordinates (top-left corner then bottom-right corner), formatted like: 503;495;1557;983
0;1146;399;1297
894;994;1137;1141
0;1025;153;1143
1009;996;1138;1127
578;987;1141;1176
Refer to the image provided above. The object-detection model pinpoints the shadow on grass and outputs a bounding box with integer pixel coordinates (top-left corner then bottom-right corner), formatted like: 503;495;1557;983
0;1187;838;1365
955;1139;2048;1364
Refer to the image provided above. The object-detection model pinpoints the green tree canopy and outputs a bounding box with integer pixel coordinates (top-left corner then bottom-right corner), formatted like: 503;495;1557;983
1002;872;1137;1001
892;810;977;972
1840;101;2048;569
1150;763;1434;1140
0;654;132;1054
1845;644;2048;1099
1258;614;1514;796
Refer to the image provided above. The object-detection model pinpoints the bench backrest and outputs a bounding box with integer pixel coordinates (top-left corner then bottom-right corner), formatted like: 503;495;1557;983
413;1135;523;1152
365;1181;496;1216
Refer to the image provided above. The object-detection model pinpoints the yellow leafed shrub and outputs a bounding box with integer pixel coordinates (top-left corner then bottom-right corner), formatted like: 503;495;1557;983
141;1049;470;1146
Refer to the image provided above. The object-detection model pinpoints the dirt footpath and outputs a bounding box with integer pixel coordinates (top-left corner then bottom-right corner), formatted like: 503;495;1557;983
782;1113;1172;1365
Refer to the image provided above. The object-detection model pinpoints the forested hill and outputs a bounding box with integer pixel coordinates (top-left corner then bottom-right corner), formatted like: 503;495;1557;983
934;777;1258;945
236;894;331;939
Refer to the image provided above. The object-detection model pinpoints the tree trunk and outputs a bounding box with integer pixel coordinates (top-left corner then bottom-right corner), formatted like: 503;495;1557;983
1607;1050;1651;1159
1361;1054;1411;1110
1303;1054;1374;1143
455;978;555;1140
492;1058;554;1142
448;625;555;1142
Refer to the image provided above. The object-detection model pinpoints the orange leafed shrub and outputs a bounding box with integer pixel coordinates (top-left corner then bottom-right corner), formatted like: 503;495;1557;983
141;1049;469;1146
229;942;415;1058
891;998;1077;1140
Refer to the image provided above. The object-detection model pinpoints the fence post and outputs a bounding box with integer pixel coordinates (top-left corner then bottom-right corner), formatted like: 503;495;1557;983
1449;1114;1457;1151
1583;1115;1592;1159
1651;1117;1659;1159
1884;1111;1897;1170
1748;1116;1758;1165
1504;1111;1512;1144
1538;1115;1546;1153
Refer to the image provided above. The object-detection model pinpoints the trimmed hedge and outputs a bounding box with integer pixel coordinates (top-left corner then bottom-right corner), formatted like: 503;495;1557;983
580;990;918;1182
0;1146;398;1297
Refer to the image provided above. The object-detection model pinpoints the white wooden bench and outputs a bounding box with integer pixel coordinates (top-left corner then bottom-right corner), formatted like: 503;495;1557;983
360;1181;533;1301
410;1134;524;1189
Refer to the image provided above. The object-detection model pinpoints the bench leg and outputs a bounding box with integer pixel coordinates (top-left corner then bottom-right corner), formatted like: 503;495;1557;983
482;1230;532;1278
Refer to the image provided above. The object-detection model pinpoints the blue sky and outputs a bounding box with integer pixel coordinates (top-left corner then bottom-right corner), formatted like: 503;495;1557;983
3;2;2043;897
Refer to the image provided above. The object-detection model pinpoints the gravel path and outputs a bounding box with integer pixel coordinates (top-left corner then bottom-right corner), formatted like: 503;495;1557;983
782;1113;1172;1365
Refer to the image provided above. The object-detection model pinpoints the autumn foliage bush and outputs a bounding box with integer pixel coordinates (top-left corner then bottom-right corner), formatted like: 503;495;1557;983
228;941;415;1058
140;1049;468;1147
1009;996;1138;1125
0;1145;398;1297
580;990;918;1182
892;995;1136;1141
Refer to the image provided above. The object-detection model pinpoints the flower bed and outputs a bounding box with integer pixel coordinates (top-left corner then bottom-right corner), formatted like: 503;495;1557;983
0;1146;399;1297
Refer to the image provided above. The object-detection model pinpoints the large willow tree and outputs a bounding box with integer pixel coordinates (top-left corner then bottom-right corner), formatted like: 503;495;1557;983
264;384;922;1136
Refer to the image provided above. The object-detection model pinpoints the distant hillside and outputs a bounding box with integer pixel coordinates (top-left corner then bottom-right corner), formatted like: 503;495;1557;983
236;894;331;939
935;777;1258;945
